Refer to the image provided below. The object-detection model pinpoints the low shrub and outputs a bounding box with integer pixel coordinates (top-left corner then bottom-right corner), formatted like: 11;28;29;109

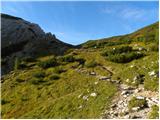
128;97;147;111
107;52;145;63
85;60;97;68
62;55;75;62
102;46;133;56
33;71;45;78
14;58;27;70
144;78;158;91
75;58;86;65
48;74;60;80
148;105;159;119
14;57;21;70
83;40;97;48
53;67;66;74
149;44;159;51
38;57;58;69
46;67;66;75
21;96;28;101
1;99;9;105
102;46;145;63
15;78;25;83
30;78;45;85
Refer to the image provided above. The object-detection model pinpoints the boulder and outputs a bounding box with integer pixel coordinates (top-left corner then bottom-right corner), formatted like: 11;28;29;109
148;71;158;77
99;76;111;81
111;80;121;84
78;105;83;109
111;104;117;108
90;93;97;97
131;107;140;111
89;71;96;76
94;81;98;85
136;96;145;100
82;95;88;100
121;90;132;96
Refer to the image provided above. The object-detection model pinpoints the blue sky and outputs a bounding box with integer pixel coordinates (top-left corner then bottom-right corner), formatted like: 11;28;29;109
1;1;159;45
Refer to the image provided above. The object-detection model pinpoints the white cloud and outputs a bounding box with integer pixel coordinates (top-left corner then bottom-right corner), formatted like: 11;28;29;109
101;7;114;14
4;6;18;14
120;8;146;20
101;5;157;21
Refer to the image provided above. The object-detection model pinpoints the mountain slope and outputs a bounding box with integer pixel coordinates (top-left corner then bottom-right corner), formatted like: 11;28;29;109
1;13;74;74
81;22;158;49
1;15;159;119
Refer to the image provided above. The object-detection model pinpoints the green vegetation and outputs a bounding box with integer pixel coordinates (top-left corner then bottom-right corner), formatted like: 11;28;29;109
85;60;98;68
102;46;145;63
47;74;60;80
148;105;159;119
30;77;45;85
102;46;133;56
61;55;75;62
1;22;159;118
33;71;45;78
82;37;131;49
149;43;159;51
14;57;21;70
38;57;59;69
144;78;158;91
128;97;147;111
107;52;144;63
1;99;9;105
15;78;25;83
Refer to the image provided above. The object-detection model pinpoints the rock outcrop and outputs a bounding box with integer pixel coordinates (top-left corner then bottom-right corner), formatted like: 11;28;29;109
1;14;45;56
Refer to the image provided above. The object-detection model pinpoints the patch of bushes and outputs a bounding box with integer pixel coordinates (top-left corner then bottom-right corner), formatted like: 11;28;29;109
1;99;9;105
38;57;59;69
33;71;45;78
85;60;97;68
56;55;75;64
145;34;156;42
46;67;66;75
48;74;60;80
149;44;159;51
65;49;74;54
144;78;158;91
14;57;27;70
15;78;25;83
62;55;75;62
108;52;145;63
83;40;97;48
14;57;21;70
102;46;145;63
21;96;28;101
75;58;86;65
83;39;131;48
148;105;159;119
128;97;147;111
102;46;133;56
30;78;45;85
53;67;66;74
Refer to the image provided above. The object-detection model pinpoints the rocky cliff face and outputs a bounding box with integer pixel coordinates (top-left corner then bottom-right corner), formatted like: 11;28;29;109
1;14;45;56
1;13;74;74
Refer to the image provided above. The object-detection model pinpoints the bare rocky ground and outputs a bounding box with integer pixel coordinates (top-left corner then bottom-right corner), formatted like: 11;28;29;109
101;84;158;119
75;66;159;119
